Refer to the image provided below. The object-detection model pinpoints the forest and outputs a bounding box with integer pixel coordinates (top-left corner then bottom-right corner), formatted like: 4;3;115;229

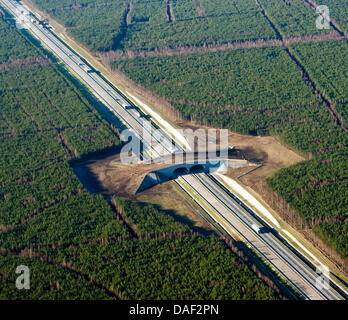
0;14;127;298
0;15;125;232
0;191;129;250
290;40;348;103
0;14;282;299
319;0;348;31
336;103;348;125
257;0;332;36
35;236;279;300
267;148;348;258
32;0;277;52
112;46;348;154
29;0;348;266
0;63;122;158
110;20;347;259
33;0;125;51
113;46;319;113
0;254;112;299
112;196;190;237
31;0;347;55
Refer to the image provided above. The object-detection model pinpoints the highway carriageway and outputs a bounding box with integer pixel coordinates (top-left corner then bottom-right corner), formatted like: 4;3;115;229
2;0;346;300
182;173;345;300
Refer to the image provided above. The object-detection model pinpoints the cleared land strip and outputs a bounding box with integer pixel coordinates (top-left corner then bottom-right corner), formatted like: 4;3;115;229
99;31;343;61
0;57;52;70
254;0;348;134
112;2;133;51
0;109;15;136
125;2;132;27
107;198;139;239
165;0;175;23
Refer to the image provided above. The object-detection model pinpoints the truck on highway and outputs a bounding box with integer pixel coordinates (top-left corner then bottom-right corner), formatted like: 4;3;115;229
81;64;93;74
119;101;129;109
251;224;261;234
132;109;141;118
168;146;176;154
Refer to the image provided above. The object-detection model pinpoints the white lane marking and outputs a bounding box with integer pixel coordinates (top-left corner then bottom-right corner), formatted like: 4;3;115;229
215;173;281;228
125;91;192;151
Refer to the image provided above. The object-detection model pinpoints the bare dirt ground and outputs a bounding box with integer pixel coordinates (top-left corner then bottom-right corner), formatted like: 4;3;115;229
72;152;172;197
178;121;305;183
72;151;214;233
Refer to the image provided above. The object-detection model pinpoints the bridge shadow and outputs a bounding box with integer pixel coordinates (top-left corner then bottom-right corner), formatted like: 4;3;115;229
172;163;209;177
242;146;268;163
72;161;106;195
135;199;215;236
136;161;224;194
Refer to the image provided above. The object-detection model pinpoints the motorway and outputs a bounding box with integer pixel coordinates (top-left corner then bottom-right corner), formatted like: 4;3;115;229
2;0;346;300
186;173;341;300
